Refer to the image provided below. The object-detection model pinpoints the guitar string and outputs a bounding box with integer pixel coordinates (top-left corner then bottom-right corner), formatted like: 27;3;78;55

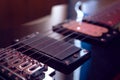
0;21;71;55
0;24;84;79
0;25;67;59
33;32;86;63
0;24;75;78
3;23;89;66
0;21;91;68
1;25;89;80
0;22;89;78
21;31;76;54
0;28;52;55
4;29;85;65
1;1;120;78
11;30;86;78
0;23;75;65
43;35;89;64
26;31;83;58
0;30;54;60
18;22;92;70
17;25;89;65
13;29;88;76
0;26;71;68
19;24;88;60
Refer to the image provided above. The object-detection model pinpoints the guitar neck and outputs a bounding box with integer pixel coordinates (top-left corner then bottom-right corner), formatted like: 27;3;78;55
84;0;120;28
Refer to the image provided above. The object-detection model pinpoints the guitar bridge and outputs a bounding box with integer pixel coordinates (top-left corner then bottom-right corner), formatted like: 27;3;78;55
0;49;47;80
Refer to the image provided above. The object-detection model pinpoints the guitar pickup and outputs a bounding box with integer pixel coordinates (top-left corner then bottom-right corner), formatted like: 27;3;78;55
53;20;120;45
19;33;90;74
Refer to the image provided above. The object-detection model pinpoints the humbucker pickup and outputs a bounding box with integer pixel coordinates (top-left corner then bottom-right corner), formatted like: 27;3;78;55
53;20;120;45
14;32;90;74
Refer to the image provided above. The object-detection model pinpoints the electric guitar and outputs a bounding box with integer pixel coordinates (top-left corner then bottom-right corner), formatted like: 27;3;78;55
1;1;120;80
0;30;90;80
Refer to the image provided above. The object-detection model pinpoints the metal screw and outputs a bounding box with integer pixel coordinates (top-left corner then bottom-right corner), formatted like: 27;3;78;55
15;39;19;42
8;72;12;76
101;38;106;42
106;34;111;37
73;54;78;58
64;60;70;65
1;69;5;72
113;31;117;34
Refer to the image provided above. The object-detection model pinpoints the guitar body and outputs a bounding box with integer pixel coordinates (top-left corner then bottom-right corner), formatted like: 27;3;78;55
0;32;90;80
